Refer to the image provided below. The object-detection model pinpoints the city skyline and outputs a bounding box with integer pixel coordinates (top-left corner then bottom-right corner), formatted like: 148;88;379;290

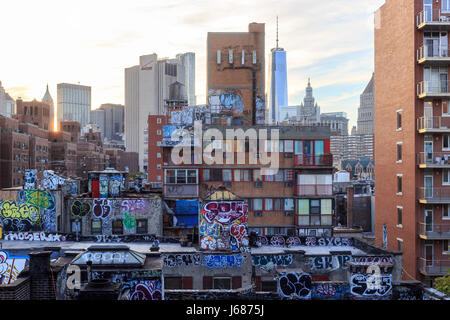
0;0;384;129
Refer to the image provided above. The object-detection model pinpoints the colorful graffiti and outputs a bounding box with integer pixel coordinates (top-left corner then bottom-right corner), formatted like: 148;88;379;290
312;283;350;300
306;255;353;271
0;190;19;201
120;280;162;300
162;254;202;268
278;272;313;300
92;199;112;220
41;170;66;190
255;236;353;248
350;273;392;298
99;174;109;198
252;255;293;268
4;232;65;241
109;175;121;197
24;170;37;190
70;200;92;219
208;89;245;115
0;251;29;284
200;201;248;251
203;254;243;268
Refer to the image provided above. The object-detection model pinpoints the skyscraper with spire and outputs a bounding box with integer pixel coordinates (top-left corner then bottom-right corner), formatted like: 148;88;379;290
42;84;55;131
267;17;288;124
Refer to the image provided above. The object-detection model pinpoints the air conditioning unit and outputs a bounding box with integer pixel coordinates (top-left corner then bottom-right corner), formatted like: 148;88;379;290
284;182;293;187
254;181;263;188
254;211;263;217
284;153;293;158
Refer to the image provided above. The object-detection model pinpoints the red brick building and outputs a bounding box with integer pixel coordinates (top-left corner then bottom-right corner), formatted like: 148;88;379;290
375;0;450;286
15;98;50;131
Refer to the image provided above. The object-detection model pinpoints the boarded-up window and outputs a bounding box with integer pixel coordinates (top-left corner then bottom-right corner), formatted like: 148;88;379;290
203;276;213;289
165;277;182;289
213;277;231;290
182;276;193;289
231;276;242;289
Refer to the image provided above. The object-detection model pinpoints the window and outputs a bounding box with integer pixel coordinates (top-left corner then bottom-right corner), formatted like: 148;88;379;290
187;170;197;184
253;199;263;211
444;0;450;12
444;169;450;185
203;169;211;181
157;153;161;158
157;118;162;124
285;140;294;153
164;277;182;289
112;220;123;235
285;199;294;211
397;207;403;225
310;200;320;214
166;169;176;184
213;277;231;290
444;240;449;254
212;169;222;181
234;169;241;181
92;220;102;235
223;169;232;181
274;199;283;211
397;143;402;162
444;135;450;150
443;101;450;116
265;199;273;211
398;239;403;252
136;219;148;234
397;110;402;130
397;175;403;194
443;205;450;220
279;140;284;153
253;169;262;182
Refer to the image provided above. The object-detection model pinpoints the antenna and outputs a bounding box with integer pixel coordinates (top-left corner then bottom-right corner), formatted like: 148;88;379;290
276;16;279;49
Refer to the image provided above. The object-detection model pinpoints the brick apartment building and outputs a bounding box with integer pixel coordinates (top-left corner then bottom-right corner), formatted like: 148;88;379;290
375;0;450;286
15;98;51;131
207;23;266;125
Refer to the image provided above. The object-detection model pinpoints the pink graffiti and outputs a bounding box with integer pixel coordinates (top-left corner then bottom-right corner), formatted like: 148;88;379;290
129;281;162;300
315;284;336;296
230;223;248;248
353;256;394;264
93;199;112;219
202;201;247;224
121;199;148;212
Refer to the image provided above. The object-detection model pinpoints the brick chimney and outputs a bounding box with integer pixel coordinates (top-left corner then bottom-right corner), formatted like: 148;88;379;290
29;251;55;300
346;186;354;228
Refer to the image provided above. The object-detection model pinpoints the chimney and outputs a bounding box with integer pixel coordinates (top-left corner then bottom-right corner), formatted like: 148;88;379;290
29;251;55;300
346;186;354;228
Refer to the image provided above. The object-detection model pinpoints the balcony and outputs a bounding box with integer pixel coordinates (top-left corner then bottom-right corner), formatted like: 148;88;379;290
417;116;450;133
418;187;450;203
418;222;450;240
417;46;450;66
417;9;450;31
418;258;450;276
294;154;333;168
418;152;450;168
417;80;450;99
295;214;333;227
295;184;333;197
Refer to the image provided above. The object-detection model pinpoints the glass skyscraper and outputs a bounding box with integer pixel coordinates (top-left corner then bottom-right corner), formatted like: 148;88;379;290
267;47;288;124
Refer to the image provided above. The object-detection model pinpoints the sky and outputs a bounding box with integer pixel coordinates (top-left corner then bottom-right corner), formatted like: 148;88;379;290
0;0;385;130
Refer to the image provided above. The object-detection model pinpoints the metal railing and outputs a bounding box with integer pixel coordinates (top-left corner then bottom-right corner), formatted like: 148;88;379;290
417;8;450;26
417;45;450;61
418;222;450;235
294;154;333;167
295;184;333;196
417;116;450;130
418;187;450;201
418;152;450;166
417;80;450;96
418;258;450;275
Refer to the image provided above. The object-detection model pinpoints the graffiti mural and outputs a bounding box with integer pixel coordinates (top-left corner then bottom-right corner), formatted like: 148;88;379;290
200;201;248;251
0;190;57;232
24;170;37;190
4;232;66;242
278;272;313;300
162;254;202;268
0;251;29;284
312;283;350;300
92;199;113;220
350;273;392;298
41;170;66;190
254;236;353;248
120;280;163;300
203;254;243;269
208;89;245;115
306;255;353;271
99;174;109;198
70;200;92;219
252;255;293;268
109;175;122;197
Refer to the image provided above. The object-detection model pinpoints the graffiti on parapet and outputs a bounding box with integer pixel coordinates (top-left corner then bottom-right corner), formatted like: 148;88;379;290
312;283;350;300
70;200;92;218
254;236;353;247
252;255;293;268
119;280;163;300
24;170;37;190
41;170;66;190
4;232;66;242
203;254;243;268
350;273;392;298
75;234;158;243
0;251;29;284
306;255;353;271
278;272;313;300
162;254;202;267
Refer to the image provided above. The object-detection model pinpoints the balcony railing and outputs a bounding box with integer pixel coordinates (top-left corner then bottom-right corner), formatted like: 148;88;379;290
418;222;450;239
295;214;333;227
295;184;333;196
417;80;450;97
418;258;450;276
418;187;450;203
418;152;450;167
417;46;450;65
294;154;333;167
417;8;450;28
417;116;450;132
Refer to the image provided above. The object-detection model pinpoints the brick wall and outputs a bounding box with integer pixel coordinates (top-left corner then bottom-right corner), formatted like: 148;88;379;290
0;277;30;300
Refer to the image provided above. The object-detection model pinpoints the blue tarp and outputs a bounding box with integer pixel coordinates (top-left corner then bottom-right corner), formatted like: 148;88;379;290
174;200;198;215
173;214;198;228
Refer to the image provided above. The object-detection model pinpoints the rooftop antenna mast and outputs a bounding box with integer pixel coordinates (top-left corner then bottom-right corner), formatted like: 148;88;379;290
276;16;279;49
